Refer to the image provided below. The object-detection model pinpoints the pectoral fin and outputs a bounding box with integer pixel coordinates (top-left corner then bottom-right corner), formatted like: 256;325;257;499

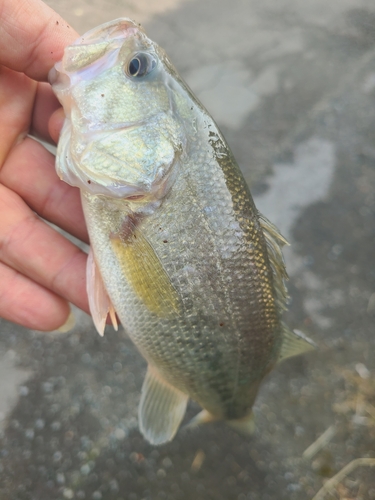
86;248;118;336
111;228;180;317
139;365;188;445
278;326;316;362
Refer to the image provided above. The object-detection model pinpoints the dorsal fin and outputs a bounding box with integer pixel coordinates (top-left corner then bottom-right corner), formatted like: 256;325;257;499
259;213;289;311
259;215;316;360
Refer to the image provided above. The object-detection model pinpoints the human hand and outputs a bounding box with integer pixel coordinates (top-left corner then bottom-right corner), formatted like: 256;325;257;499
0;0;90;331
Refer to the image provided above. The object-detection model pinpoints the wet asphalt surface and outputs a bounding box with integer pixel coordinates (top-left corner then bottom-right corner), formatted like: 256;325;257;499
1;0;375;499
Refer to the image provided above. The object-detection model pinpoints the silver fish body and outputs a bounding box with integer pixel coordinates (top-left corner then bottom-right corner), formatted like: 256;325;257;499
50;19;313;444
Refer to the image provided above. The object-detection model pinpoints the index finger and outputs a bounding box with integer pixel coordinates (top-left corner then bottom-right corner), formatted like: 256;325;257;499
0;0;78;81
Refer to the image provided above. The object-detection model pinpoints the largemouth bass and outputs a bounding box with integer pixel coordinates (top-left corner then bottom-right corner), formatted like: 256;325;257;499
50;19;314;445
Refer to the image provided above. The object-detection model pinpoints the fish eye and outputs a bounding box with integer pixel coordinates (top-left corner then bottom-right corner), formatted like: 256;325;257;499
126;52;157;78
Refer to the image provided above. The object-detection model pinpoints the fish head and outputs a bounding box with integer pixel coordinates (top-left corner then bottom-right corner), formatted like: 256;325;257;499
49;18;186;208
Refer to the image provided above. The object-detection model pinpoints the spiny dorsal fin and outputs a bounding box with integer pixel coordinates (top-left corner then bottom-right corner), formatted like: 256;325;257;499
258;215;316;362
278;326;316;362
259;213;289;311
139;365;188;445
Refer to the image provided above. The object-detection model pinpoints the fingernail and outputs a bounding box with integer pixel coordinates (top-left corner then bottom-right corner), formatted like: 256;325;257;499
57;310;76;332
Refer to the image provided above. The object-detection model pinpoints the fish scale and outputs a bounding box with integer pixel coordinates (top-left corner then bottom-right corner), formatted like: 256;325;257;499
50;18;314;445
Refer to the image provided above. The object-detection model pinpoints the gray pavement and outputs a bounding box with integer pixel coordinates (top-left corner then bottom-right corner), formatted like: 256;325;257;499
1;0;375;498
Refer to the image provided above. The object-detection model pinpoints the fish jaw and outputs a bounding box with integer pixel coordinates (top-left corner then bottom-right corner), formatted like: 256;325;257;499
48;18;143;93
54;112;184;206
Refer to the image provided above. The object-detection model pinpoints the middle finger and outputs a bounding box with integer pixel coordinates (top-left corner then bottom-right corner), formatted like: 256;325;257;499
0;183;89;313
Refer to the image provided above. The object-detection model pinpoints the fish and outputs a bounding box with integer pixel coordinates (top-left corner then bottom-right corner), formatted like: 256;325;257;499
49;18;315;445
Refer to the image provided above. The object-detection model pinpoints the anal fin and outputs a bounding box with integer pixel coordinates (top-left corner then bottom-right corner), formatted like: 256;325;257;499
86;247;118;336
139;365;188;445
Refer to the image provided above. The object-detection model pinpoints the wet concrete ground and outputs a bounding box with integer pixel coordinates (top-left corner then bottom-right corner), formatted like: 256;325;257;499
1;0;375;498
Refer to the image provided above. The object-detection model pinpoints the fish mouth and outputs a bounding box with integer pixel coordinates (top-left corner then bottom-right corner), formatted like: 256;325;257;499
77;170;176;206
48;18;143;89
77;173;175;201
59;157;177;201
55;101;183;202
57;124;179;203
50;16;184;204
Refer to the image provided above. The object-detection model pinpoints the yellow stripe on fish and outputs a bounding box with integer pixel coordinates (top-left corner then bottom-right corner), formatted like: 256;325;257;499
111;229;180;317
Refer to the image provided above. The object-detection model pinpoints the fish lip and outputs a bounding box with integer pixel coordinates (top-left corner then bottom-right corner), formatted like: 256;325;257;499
83;161;177;200
72;18;141;46
48;18;146;91
78;159;177;201
58;162;145;199
79;118;150;135
76;175;173;201
60;163;151;199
